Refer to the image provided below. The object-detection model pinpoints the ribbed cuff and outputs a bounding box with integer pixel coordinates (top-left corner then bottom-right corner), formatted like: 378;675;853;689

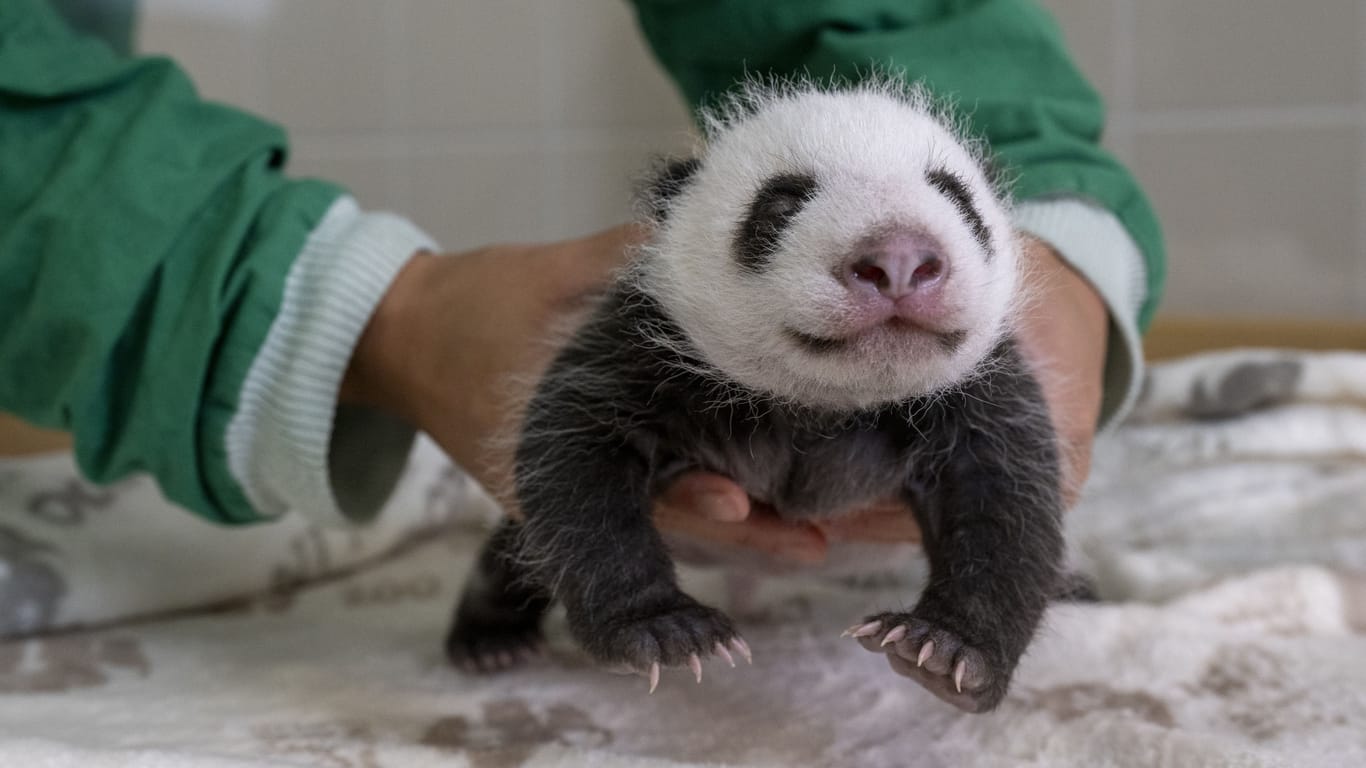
1013;198;1149;431
224;197;438;525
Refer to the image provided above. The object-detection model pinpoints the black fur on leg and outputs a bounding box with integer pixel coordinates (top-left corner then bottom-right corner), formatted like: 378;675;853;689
449;287;1064;708
511;351;746;675
447;519;551;673
856;341;1065;712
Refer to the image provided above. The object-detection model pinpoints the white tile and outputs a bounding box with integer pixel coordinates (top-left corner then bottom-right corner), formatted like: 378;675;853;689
400;0;545;130
255;0;395;135
403;144;557;250
549;129;698;238
542;0;694;129
1133;126;1362;317
1133;0;1363;110
137;0;268;113
286;143;408;213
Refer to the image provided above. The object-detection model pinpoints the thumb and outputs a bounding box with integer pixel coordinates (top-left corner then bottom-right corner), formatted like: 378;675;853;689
654;472;829;565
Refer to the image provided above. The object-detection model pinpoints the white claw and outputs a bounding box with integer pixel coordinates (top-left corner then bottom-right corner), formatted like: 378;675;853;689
848;621;883;639
731;637;753;665
715;643;736;668
648;662;661;694
689;653;703;684
953;660;966;693
917;641;934;668
880;625;908;647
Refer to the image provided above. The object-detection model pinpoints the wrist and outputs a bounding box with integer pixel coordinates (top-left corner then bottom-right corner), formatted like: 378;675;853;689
339;226;647;494
340;249;439;426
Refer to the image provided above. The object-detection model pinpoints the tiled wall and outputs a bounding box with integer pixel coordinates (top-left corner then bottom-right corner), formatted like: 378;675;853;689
138;0;1366;319
138;0;695;249
1042;0;1366;319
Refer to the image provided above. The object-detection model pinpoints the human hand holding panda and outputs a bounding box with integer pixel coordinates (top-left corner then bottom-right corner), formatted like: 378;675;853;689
425;80;1107;714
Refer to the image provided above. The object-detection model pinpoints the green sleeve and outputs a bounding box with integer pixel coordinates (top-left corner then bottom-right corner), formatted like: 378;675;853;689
0;0;342;523
629;0;1165;328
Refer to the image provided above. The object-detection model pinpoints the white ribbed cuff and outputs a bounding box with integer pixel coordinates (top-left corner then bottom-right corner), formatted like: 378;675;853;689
1014;198;1149;431
225;196;438;525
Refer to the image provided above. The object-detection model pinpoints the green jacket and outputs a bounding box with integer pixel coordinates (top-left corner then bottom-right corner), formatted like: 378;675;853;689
0;0;1163;525
2;0;345;523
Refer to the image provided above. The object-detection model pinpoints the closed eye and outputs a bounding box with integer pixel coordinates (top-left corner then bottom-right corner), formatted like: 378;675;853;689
734;172;819;272
926;168;992;259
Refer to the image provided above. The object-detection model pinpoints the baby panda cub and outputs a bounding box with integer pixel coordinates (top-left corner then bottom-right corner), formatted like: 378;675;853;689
447;81;1064;713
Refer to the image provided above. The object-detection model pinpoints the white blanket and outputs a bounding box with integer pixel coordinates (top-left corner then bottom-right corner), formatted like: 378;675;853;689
2;349;1365;767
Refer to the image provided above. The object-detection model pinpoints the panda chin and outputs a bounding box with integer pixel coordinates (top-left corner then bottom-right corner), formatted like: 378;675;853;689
785;320;970;358
770;328;963;397
744;355;960;413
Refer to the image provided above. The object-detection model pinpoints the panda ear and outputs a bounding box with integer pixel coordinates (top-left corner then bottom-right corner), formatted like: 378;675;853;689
639;156;701;223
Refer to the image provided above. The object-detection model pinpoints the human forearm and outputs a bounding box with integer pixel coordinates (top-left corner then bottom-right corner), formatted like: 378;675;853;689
339;227;640;495
0;0;428;524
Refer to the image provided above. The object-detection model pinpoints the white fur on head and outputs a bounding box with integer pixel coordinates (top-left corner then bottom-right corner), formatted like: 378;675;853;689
636;77;1021;411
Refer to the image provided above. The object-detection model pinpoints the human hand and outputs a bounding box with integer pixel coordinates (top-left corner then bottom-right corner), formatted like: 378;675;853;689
1014;234;1109;508
339;225;639;495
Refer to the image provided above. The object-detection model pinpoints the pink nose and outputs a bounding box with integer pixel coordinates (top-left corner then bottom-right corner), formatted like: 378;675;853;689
842;232;947;301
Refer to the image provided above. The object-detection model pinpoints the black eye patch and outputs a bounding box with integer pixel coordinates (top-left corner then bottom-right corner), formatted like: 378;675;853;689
734;172;818;272
926;168;992;259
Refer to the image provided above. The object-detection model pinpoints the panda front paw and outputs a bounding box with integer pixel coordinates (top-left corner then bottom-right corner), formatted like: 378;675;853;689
447;608;546;674
574;592;750;693
846;611;1009;713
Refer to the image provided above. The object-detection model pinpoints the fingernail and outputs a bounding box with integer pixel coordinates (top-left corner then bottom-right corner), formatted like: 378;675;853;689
696;492;745;522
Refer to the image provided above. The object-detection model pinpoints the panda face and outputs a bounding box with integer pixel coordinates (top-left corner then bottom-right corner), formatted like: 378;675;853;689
636;83;1022;411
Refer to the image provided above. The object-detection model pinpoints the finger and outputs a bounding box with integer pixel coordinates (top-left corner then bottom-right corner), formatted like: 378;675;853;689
658;472;751;522
815;501;922;544
655;501;828;565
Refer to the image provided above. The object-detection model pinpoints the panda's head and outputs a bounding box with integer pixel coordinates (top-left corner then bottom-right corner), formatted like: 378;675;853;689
634;81;1022;412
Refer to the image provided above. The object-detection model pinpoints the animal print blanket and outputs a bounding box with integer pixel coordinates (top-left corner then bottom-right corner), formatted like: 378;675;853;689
1;348;1365;767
